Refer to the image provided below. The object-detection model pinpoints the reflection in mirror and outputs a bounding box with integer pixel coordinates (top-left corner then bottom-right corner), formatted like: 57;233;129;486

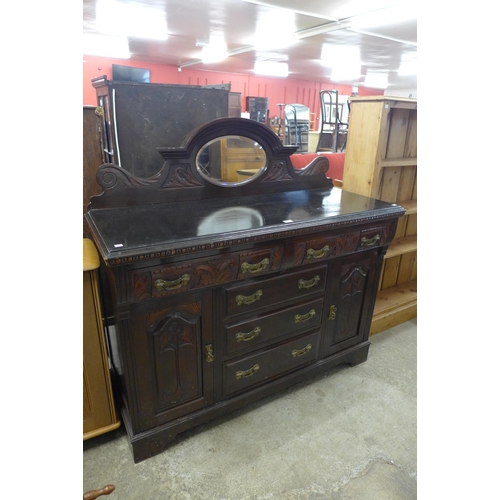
196;135;267;186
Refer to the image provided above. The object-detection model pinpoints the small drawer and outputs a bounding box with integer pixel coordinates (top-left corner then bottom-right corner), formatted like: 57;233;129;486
222;331;320;397
151;265;194;297
224;298;324;356
357;226;389;251
292;231;361;266
237;245;283;279
224;264;327;317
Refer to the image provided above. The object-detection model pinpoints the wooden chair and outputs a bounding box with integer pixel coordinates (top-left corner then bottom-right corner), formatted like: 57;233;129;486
83;485;115;500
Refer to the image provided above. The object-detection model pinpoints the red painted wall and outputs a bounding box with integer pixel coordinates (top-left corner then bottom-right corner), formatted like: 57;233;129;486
83;55;383;130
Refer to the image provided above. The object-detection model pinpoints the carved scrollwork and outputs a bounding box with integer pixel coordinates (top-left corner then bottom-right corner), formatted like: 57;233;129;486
295;157;329;176
261;161;294;182
161;163;204;189
331;232;360;256
194;258;238;286
96;164;157;189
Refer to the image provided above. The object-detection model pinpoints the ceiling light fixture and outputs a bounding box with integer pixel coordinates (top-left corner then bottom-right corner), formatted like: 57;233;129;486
95;0;168;40
321;45;361;82
294;21;351;40
201;46;228;64
253;61;289;78
349;1;415;30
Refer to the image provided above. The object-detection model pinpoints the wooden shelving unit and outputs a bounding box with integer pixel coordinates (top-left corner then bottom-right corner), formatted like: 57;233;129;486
83;239;120;440
341;96;417;335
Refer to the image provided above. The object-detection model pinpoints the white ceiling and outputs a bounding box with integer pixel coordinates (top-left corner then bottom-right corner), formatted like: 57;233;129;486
83;0;417;90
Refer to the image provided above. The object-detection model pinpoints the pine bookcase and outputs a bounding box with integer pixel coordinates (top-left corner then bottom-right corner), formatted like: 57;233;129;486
342;96;417;335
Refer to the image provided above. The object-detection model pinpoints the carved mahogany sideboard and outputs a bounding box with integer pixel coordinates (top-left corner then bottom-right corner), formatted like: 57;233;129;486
84;117;405;462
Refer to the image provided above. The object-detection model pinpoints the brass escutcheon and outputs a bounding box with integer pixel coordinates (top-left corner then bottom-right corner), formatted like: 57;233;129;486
205;344;214;363
328;305;337;321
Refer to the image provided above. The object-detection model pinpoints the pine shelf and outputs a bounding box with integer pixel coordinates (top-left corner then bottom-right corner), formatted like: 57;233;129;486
385;235;417;259
381;157;417;168
399;199;417;215
370;280;417;336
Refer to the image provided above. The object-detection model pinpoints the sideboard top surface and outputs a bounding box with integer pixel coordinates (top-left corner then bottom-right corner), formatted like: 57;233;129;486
86;187;404;263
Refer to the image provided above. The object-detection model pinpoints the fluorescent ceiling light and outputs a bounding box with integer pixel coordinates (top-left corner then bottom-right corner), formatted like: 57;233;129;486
96;0;168;40
83;34;130;59
364;73;389;89
200;36;228;64
201;46;228;64
321;45;361;81
249;9;296;50
254;61;289;77
398;58;417;75
350;2;415;29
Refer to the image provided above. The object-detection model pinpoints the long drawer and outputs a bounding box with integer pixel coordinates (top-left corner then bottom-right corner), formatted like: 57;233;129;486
224;297;324;356
222;331;320;397
223;264;327;317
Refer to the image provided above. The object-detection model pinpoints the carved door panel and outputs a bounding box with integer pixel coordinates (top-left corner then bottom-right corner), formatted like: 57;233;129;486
322;251;379;356
126;290;214;433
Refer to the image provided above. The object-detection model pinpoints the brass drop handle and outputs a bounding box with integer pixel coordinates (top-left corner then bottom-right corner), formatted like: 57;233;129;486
292;344;312;358
294;309;316;324
236;289;263;306
328;305;337;321
236;326;261;343
298;275;320;290
155;273;191;291
361;234;381;247
241;258;270;274
307;245;330;259
236;364;260;380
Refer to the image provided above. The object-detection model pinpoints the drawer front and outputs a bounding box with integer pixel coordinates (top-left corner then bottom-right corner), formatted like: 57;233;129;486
222;331;320;397
224;264;327;317
292;231;360;266
357;225;390;251
237;246;283;279
224;298;324;356
129;244;284;302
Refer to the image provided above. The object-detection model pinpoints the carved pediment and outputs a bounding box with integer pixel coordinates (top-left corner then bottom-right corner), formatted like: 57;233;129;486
88;117;333;209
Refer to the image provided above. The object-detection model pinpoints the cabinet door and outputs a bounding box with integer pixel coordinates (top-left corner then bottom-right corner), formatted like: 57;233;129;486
322;251;379;356
125;290;214;433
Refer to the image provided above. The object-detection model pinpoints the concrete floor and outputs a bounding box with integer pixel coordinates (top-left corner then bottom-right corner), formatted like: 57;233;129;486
84;318;417;499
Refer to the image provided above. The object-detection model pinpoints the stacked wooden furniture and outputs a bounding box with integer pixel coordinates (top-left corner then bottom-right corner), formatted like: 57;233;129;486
84;117;405;462
83;239;120;440
342;96;417;335
91;76;230;177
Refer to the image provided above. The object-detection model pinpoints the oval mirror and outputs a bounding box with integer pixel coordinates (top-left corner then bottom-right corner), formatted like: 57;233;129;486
196;135;267;186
